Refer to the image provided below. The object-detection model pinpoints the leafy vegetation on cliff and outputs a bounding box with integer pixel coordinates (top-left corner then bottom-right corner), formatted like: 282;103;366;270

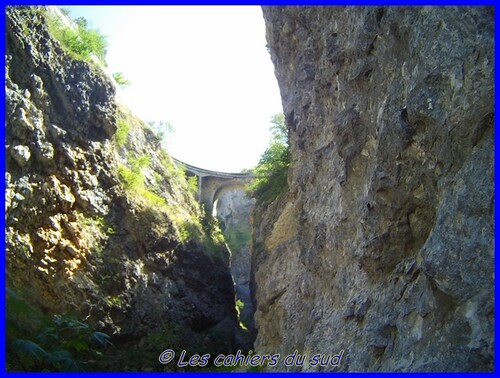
224;223;252;253
112;106;228;264
114;119;131;146
6;289;111;372
249;113;290;203
112;72;130;86
44;9;107;65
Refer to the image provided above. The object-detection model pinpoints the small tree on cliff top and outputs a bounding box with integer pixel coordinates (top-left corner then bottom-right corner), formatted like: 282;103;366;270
249;113;290;203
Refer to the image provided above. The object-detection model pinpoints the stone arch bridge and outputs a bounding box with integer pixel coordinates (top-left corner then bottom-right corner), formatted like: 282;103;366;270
171;157;254;212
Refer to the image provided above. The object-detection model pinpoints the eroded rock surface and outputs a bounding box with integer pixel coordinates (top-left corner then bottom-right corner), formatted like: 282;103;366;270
6;7;239;371
215;185;256;347
252;6;493;371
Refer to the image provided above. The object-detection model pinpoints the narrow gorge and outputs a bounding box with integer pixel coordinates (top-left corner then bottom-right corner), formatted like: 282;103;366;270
5;5;494;372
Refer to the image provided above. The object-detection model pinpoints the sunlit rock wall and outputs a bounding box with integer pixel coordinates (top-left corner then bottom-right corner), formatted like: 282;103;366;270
6;6;239;370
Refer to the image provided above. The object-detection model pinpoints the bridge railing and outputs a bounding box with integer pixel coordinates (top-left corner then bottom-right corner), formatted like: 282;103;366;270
170;157;255;179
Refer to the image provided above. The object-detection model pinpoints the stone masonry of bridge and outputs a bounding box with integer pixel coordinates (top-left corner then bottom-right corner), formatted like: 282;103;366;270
171;157;254;211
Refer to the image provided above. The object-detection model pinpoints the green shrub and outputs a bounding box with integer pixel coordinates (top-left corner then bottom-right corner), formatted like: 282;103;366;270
117;155;172;213
200;210;228;261
159;151;185;183
137;187;167;207
112;72;130;86
187;175;198;197
158;151;200;203
45;10;107;65
223;224;252;253
236;299;245;313
178;219;203;244
175;207;227;261
129;154;151;172
248;113;290;203
117;154;150;190
235;299;248;330
117;164;143;191
6;288;111;372
114;119;130;146
159;151;176;176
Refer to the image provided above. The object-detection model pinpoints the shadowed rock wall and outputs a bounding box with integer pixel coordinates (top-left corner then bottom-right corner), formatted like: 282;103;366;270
252;6;493;372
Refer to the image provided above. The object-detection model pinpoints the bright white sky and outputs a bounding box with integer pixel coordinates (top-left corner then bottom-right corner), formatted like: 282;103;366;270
64;6;283;172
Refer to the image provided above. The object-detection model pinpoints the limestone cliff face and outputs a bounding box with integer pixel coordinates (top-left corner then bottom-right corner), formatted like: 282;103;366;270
253;6;493;371
6;7;238;371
